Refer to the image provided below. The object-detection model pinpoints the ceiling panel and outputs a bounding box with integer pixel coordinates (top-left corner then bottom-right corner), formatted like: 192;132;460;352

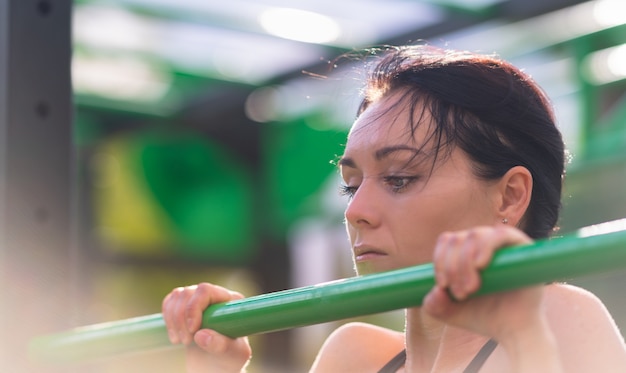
72;0;603;116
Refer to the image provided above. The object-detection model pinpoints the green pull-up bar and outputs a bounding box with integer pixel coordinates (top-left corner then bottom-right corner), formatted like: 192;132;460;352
29;219;626;364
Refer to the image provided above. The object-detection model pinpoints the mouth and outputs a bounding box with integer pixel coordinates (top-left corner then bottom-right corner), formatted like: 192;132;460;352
353;246;387;261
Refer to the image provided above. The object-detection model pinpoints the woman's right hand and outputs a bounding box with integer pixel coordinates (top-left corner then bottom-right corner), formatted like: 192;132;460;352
162;283;252;373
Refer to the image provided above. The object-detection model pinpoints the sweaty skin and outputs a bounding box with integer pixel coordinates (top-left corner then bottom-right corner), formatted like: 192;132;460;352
163;89;626;373
309;90;626;373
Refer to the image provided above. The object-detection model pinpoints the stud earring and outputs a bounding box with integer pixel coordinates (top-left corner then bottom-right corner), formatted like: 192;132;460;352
502;218;508;224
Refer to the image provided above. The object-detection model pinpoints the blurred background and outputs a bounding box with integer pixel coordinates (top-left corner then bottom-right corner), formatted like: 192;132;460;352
2;0;626;372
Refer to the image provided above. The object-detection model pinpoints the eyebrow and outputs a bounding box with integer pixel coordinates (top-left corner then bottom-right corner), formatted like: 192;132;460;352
374;145;422;160
338;145;422;168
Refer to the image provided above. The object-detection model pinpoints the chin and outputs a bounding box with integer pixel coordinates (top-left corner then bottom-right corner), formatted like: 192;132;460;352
354;261;393;276
354;262;371;276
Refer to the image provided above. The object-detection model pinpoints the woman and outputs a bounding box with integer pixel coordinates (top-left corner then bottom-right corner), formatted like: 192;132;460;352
162;46;626;372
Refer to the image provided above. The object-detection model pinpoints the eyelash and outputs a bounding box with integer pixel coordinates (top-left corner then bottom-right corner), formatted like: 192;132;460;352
383;175;420;192
338;184;358;199
339;175;420;198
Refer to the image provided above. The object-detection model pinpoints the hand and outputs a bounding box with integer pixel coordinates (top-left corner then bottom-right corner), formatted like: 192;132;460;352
162;283;252;373
423;225;544;340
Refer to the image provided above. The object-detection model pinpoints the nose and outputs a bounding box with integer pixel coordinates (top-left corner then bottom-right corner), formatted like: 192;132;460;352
344;181;380;228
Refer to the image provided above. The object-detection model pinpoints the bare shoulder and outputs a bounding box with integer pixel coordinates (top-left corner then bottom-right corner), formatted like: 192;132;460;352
544;283;626;372
544;283;622;329
309;322;404;373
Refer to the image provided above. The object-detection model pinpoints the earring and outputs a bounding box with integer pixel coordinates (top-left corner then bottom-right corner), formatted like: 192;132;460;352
502;218;508;224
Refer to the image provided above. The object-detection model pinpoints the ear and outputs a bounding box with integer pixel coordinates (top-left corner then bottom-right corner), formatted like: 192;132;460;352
495;166;532;226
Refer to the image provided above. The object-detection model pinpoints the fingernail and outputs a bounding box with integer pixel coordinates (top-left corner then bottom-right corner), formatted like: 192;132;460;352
196;330;212;348
424;288;442;314
455;285;468;301
167;329;178;344
186;317;194;331
423;289;432;305
446;287;460;303
178;332;188;345
436;272;447;288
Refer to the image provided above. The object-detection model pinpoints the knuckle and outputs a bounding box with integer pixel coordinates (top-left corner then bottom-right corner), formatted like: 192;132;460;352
197;282;211;289
162;293;172;310
437;231;454;245
195;282;214;296
184;300;198;318
432;243;444;263
461;243;476;261
163;287;185;312
446;254;459;273
466;227;479;240
229;290;245;300
465;226;487;243
213;338;229;355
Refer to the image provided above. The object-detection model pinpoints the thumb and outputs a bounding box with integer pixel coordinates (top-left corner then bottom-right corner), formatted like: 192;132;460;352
423;285;459;318
194;329;225;354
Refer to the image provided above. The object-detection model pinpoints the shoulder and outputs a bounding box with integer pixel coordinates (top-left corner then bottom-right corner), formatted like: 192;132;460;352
544;283;621;330
544;283;626;372
309;322;404;373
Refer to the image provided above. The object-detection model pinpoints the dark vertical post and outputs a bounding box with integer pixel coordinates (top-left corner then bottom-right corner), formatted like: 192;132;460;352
0;1;74;371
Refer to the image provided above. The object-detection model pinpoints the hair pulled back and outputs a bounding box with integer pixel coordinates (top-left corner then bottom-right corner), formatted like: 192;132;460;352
357;45;565;238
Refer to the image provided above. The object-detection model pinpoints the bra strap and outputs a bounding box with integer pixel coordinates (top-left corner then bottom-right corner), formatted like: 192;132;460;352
463;339;498;373
376;338;497;373
377;349;406;373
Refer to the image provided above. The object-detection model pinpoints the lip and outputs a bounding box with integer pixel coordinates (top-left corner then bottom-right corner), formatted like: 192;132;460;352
353;245;387;261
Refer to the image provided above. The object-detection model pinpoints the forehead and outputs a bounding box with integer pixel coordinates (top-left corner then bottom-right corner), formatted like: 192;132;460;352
346;91;434;152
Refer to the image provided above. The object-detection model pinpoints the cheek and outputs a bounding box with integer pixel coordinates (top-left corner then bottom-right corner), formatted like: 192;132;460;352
392;188;471;260
391;200;444;263
345;221;356;243
450;184;496;228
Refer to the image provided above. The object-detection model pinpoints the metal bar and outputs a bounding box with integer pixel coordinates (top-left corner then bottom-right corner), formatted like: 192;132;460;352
29;219;626;364
1;1;74;371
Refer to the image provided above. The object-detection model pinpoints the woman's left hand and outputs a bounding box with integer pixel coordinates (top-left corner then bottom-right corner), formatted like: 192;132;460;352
423;225;544;341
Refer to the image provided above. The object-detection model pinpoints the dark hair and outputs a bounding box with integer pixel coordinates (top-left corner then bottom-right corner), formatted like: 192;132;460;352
356;45;565;239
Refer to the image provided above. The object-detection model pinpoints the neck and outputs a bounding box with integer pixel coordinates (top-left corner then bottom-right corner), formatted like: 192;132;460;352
404;307;489;372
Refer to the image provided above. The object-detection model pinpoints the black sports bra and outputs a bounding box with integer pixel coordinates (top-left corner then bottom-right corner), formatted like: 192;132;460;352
377;339;497;373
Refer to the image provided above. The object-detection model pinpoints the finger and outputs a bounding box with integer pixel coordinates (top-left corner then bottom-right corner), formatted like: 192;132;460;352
185;284;239;334
442;232;466;300
175;287;198;345
188;330;252;372
433;231;455;288
229;290;245;300
162;290;180;344
458;226;532;299
163;287;194;344
193;329;252;360
474;225;533;269
455;228;485;299
424;285;458;318
193;329;216;353
193;329;230;355
445;287;460;303
455;226;526;299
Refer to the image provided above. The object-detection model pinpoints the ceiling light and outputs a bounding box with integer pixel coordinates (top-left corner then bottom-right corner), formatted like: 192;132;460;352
245;86;281;123
73;54;171;102
582;44;626;85
73;5;156;52
258;7;341;44
593;0;626;27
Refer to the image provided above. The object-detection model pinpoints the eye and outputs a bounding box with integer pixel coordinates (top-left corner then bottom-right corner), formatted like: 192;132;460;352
339;184;358;199
383;176;419;193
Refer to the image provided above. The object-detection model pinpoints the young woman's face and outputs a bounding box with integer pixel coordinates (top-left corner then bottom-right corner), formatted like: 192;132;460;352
340;91;500;275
